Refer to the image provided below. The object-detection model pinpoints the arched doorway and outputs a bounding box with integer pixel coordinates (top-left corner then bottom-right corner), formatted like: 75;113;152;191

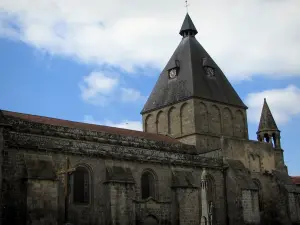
143;215;159;225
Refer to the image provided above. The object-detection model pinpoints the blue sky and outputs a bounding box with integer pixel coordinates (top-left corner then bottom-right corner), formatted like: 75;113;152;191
0;0;300;175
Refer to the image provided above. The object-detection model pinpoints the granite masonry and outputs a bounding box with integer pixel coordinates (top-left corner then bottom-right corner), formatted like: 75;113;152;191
0;13;300;225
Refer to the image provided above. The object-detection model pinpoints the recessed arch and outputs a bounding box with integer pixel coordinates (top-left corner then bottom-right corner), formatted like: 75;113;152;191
156;111;167;134
141;169;158;200
223;107;233;136
71;163;93;205
168;106;179;136
143;215;159;225
180;102;191;134
210;105;221;135
234;110;245;138
145;114;156;133
196;102;208;133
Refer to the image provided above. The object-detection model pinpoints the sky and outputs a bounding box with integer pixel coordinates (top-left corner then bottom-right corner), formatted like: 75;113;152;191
0;0;299;175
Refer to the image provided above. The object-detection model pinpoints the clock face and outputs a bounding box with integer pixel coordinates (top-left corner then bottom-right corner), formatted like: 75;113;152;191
206;67;215;77
169;69;177;79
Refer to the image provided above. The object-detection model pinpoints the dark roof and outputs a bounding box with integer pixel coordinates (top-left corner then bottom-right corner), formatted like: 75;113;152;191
0;110;8;126
179;13;198;36
141;14;246;114
291;176;300;185
257;98;279;133
1;110;180;144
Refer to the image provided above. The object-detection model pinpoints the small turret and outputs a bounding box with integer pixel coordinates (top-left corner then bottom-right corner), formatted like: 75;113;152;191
179;13;198;37
256;98;281;148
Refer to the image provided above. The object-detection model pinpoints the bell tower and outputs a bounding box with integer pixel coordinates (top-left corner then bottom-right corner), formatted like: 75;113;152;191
141;13;249;152
257;98;287;172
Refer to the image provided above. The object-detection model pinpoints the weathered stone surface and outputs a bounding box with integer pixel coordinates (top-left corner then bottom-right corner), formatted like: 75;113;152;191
1;13;299;225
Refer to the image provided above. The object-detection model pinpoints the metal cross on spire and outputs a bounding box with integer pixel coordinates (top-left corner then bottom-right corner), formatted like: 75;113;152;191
185;0;190;13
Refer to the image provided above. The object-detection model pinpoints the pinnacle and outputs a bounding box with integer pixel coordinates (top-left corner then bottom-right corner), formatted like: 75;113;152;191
258;98;279;132
179;13;198;36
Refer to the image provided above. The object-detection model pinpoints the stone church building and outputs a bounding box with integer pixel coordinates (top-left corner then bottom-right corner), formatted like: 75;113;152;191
0;13;300;225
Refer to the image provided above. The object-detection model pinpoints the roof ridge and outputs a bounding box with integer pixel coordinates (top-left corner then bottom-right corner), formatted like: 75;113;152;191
1;109;181;144
2;110;135;132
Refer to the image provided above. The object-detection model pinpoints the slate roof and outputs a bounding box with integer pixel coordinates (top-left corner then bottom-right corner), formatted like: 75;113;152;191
179;13;198;36
291;176;300;185
257;98;279;132
141;13;246;114
1;110;180;144
0;110;9;126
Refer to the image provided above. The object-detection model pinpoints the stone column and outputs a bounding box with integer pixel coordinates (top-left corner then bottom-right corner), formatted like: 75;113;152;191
201;168;210;225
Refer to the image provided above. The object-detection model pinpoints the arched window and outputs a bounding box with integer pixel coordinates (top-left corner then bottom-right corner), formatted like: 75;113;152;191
141;171;156;199
72;166;90;204
206;175;216;204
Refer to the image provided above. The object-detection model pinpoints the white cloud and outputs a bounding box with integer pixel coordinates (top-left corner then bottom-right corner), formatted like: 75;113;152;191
120;88;146;102
245;85;300;125
0;0;299;80
84;115;143;131
79;72;119;105
79;71;145;105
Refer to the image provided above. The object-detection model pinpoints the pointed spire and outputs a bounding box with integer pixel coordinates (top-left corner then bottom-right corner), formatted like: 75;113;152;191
179;13;198;36
258;98;279;132
141;13;246;114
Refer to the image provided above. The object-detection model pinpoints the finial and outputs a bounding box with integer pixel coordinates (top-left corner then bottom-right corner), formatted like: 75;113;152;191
185;0;190;13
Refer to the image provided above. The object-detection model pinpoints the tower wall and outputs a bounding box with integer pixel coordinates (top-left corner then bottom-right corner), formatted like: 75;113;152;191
142;98;248;152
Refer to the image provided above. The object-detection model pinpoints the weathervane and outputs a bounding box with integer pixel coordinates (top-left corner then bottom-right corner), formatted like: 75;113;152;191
185;0;190;13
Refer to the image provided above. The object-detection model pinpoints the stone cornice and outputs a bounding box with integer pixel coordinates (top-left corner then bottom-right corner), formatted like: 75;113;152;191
4;130;225;169
133;197;171;204
5;117;197;154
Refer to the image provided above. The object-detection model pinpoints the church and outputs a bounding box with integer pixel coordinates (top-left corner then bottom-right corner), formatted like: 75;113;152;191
0;13;299;225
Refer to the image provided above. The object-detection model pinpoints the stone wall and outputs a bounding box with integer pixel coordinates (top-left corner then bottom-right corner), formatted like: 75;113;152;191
175;188;199;225
135;198;171;225
222;137;275;173
142;98;248;153
199;149;222;159
108;183;135;225
251;172;293;225
0;127;4;222
241;190;260;224
1;147;26;225
1;118;226;225
26;179;58;225
143;99;195;136
288;192;300;224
